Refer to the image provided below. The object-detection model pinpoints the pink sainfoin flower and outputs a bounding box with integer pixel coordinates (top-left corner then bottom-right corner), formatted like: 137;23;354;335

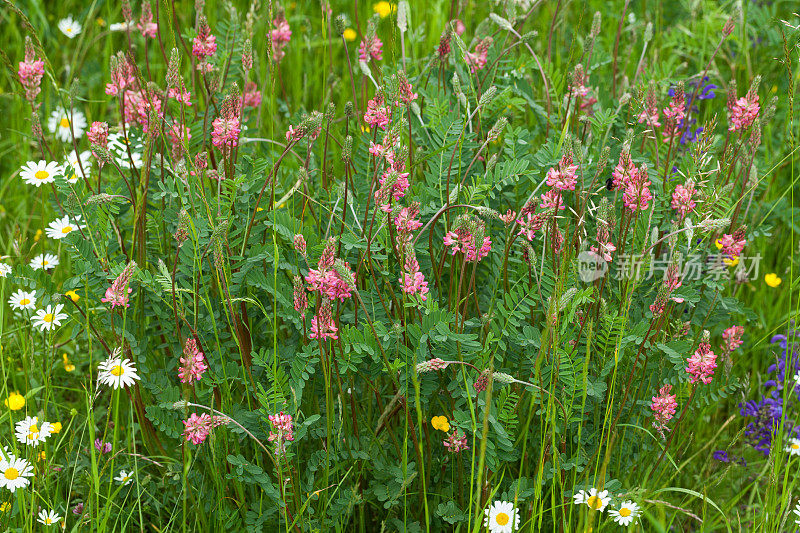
671;182;696;219
101;261;136;308
123;89;164;132
590;241;617;263
310;299;338;340
499;209;516;225
167;124;191;160
570;64;590;98
436;31;451;60
182;413;227;445
94;439;112;454
650;384;677;438
242;81;262;108
293;234;307;256
305;240;353;302
722;325;744;353
18;37;45;106
443;429;469;453
359;36;383;62
168;87;192;106
394;204;423;243
398;75;418;105
661;85;686;143
637;85;661;128
454;19;466;36
539;189;565;211
516;208;550;242
465;38;492;73
192;16;217;61
137;0;158;38
212;96;241;150
87;121;109;166
443;217;491;263
728;92;759;131
268;411;294;455
271;13;292;63
611;151;637;190
400;269;429;301
364;93;391;130
178;338;208;383
622;164;652;212
305;268;353;302
105;52;136;96
293;276;308;313
718;227;746;257
686;340;717;384
546;154;578;191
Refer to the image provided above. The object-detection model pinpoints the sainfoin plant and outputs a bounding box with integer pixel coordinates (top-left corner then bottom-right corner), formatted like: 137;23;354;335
0;0;798;531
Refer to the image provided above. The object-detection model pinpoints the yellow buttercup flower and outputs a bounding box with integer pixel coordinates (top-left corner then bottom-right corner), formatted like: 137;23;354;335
373;1;395;18
37;451;46;462
0;502;9;512
714;239;723;250
50;422;62;434
62;354;75;372
343;28;357;42
4;392;25;411
723;256;739;267
65;290;80;302
96;17;106;27
431;415;450;432
765;273;782;287
34;229;43;242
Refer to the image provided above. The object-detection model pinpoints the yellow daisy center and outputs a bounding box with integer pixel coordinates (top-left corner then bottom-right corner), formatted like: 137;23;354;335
619;507;631;517
587;495;603;510
61;226;73;234
495;512;509;526
19;299;29;306
43;313;54;323
111;365;125;376
3;468;18;481
29;424;38;433
34;170;49;180
792;443;799;450
59;117;70;128
41;260;49;266
45;518;52;524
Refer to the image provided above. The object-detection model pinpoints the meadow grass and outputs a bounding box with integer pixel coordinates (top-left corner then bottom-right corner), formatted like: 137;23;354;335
0;0;797;531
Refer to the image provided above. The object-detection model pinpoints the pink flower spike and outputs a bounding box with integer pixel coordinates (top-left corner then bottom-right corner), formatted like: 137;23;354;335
178;338;208;384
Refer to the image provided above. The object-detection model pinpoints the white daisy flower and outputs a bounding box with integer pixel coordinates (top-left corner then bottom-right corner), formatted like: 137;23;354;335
37;509;61;526
48;108;87;142
572;487;610;512
609;501;640;526
31;304;68;332
786;438;800;456
483;500;520;533
793;500;800;526
57;15;82;38
8;290;36;311
0;456;33;492
20;160;60;187
108;132;144;169
109;21;135;32
63;150;92;182
30;254;59;271
45;215;83;240
15;416;52;447
0;263;10;278
98;356;140;389
115;470;134;485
